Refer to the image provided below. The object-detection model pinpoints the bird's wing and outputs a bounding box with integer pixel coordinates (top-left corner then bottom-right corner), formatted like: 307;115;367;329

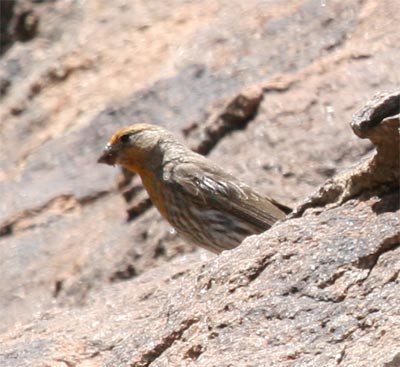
168;161;290;231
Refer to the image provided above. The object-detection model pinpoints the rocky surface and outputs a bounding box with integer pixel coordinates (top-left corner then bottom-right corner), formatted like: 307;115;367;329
0;0;399;366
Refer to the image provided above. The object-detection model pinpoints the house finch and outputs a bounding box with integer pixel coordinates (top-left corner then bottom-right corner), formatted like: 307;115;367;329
98;124;291;253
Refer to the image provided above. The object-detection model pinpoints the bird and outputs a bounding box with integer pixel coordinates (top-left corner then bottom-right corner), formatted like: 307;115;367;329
98;123;291;253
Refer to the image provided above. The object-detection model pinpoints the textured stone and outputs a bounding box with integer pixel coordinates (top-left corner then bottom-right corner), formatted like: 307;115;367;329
0;0;399;366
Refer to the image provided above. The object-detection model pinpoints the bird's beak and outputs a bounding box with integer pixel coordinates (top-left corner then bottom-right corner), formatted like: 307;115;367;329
97;144;118;165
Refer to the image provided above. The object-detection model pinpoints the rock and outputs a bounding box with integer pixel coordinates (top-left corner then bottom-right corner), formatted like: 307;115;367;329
9;3;39;43
0;136;398;366
0;0;399;365
291;89;399;217
0;0;16;55
1;89;399;367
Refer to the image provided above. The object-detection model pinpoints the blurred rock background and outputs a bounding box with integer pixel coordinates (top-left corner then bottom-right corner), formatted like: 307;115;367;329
0;1;398;366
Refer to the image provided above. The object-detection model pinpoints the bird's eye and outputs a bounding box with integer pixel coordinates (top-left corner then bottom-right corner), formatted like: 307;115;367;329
119;134;131;143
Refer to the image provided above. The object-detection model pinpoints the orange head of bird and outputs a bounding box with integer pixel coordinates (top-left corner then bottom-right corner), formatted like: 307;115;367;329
97;124;170;174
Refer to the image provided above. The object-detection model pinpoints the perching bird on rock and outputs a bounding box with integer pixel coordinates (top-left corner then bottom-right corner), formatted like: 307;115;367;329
98;124;291;253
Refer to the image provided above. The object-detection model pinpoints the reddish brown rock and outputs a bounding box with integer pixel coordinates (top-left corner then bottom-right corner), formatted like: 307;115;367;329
0;142;398;366
0;0;399;366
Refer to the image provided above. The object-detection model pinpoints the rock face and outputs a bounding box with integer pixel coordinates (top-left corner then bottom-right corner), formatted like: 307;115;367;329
0;1;399;366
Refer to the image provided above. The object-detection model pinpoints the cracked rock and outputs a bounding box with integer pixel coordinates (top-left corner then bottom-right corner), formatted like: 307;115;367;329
0;1;399;366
